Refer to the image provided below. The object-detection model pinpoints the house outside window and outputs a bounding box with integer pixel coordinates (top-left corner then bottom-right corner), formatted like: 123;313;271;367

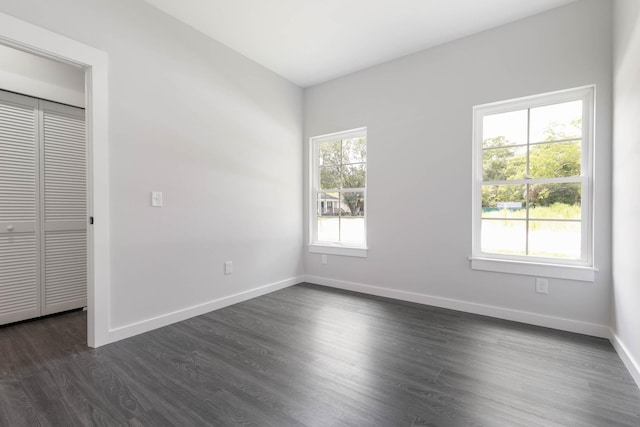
309;128;367;257
471;86;595;281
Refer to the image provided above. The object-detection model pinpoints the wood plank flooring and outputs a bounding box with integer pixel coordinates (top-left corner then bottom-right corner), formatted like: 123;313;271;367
0;283;639;426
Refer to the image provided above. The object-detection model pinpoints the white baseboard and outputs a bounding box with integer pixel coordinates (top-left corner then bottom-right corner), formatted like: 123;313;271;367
609;330;640;388
107;276;301;344
302;275;611;338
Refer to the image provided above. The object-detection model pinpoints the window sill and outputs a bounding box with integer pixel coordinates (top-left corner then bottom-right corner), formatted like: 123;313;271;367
308;244;368;258
470;257;597;282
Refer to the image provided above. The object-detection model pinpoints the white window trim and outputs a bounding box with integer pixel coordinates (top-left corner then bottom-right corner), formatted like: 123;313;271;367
309;127;368;257
471;86;596;282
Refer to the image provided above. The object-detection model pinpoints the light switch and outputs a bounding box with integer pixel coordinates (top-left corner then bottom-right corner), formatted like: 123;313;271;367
151;191;163;207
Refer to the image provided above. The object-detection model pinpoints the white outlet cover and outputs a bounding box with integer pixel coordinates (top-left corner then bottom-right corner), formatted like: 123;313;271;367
535;278;549;294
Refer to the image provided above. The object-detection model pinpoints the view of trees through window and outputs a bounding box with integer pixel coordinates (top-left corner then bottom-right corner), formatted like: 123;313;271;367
480;100;584;259
316;136;366;245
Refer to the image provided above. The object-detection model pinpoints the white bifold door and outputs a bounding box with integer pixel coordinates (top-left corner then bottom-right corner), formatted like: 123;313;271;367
0;89;86;325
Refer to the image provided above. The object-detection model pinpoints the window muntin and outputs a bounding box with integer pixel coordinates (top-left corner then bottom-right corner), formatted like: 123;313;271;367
473;87;593;266
311;128;367;249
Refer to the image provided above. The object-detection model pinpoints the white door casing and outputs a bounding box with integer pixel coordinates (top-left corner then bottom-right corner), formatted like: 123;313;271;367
0;11;110;347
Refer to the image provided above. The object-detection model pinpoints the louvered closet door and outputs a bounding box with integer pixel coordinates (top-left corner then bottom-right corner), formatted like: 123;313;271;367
0;91;40;324
40;101;86;315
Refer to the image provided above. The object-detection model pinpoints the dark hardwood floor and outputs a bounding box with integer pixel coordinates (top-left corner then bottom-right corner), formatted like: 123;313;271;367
0;283;639;426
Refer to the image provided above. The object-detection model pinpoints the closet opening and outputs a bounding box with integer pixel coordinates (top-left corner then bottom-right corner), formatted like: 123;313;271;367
0;43;90;341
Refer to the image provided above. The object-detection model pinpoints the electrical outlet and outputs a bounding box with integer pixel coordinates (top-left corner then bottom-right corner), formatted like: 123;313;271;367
224;261;233;275
535;278;549;294
321;255;327;265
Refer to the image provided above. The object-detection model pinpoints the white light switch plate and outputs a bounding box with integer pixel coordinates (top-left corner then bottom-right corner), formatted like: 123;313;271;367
224;261;233;275
151;191;163;207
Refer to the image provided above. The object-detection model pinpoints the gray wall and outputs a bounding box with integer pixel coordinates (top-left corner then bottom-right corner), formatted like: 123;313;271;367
304;0;613;330
0;44;85;107
613;0;640;381
0;0;303;329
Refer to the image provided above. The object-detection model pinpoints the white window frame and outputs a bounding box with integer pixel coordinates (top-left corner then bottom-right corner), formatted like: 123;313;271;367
471;86;596;281
309;127;367;258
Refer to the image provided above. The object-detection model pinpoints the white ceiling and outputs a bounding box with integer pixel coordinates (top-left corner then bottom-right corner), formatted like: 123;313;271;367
143;0;576;87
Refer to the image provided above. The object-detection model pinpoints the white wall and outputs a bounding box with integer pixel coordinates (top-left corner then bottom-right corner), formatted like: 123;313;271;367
0;43;85;107
304;0;613;335
0;0;303;333
612;0;640;385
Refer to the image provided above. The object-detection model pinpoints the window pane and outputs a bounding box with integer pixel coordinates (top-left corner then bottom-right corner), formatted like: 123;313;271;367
320;166;341;190
481;219;526;255
313;129;367;248
317;192;340;216
317;217;339;242
482;109;527;148
481;184;526;214
341;192;365;217
482;145;526;181
343;164;365;189
475;88;592;264
528;221;581;259
319;140;341;167
530;100;582;143
340;218;365;245
342;137;366;164
529;183;581;217
529;141;581;178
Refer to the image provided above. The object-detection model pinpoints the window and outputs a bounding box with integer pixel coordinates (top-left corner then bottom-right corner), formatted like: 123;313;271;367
471;87;595;281
309;128;367;257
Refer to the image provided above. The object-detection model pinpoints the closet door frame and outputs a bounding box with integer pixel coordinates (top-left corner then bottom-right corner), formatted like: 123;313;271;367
0;12;110;347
